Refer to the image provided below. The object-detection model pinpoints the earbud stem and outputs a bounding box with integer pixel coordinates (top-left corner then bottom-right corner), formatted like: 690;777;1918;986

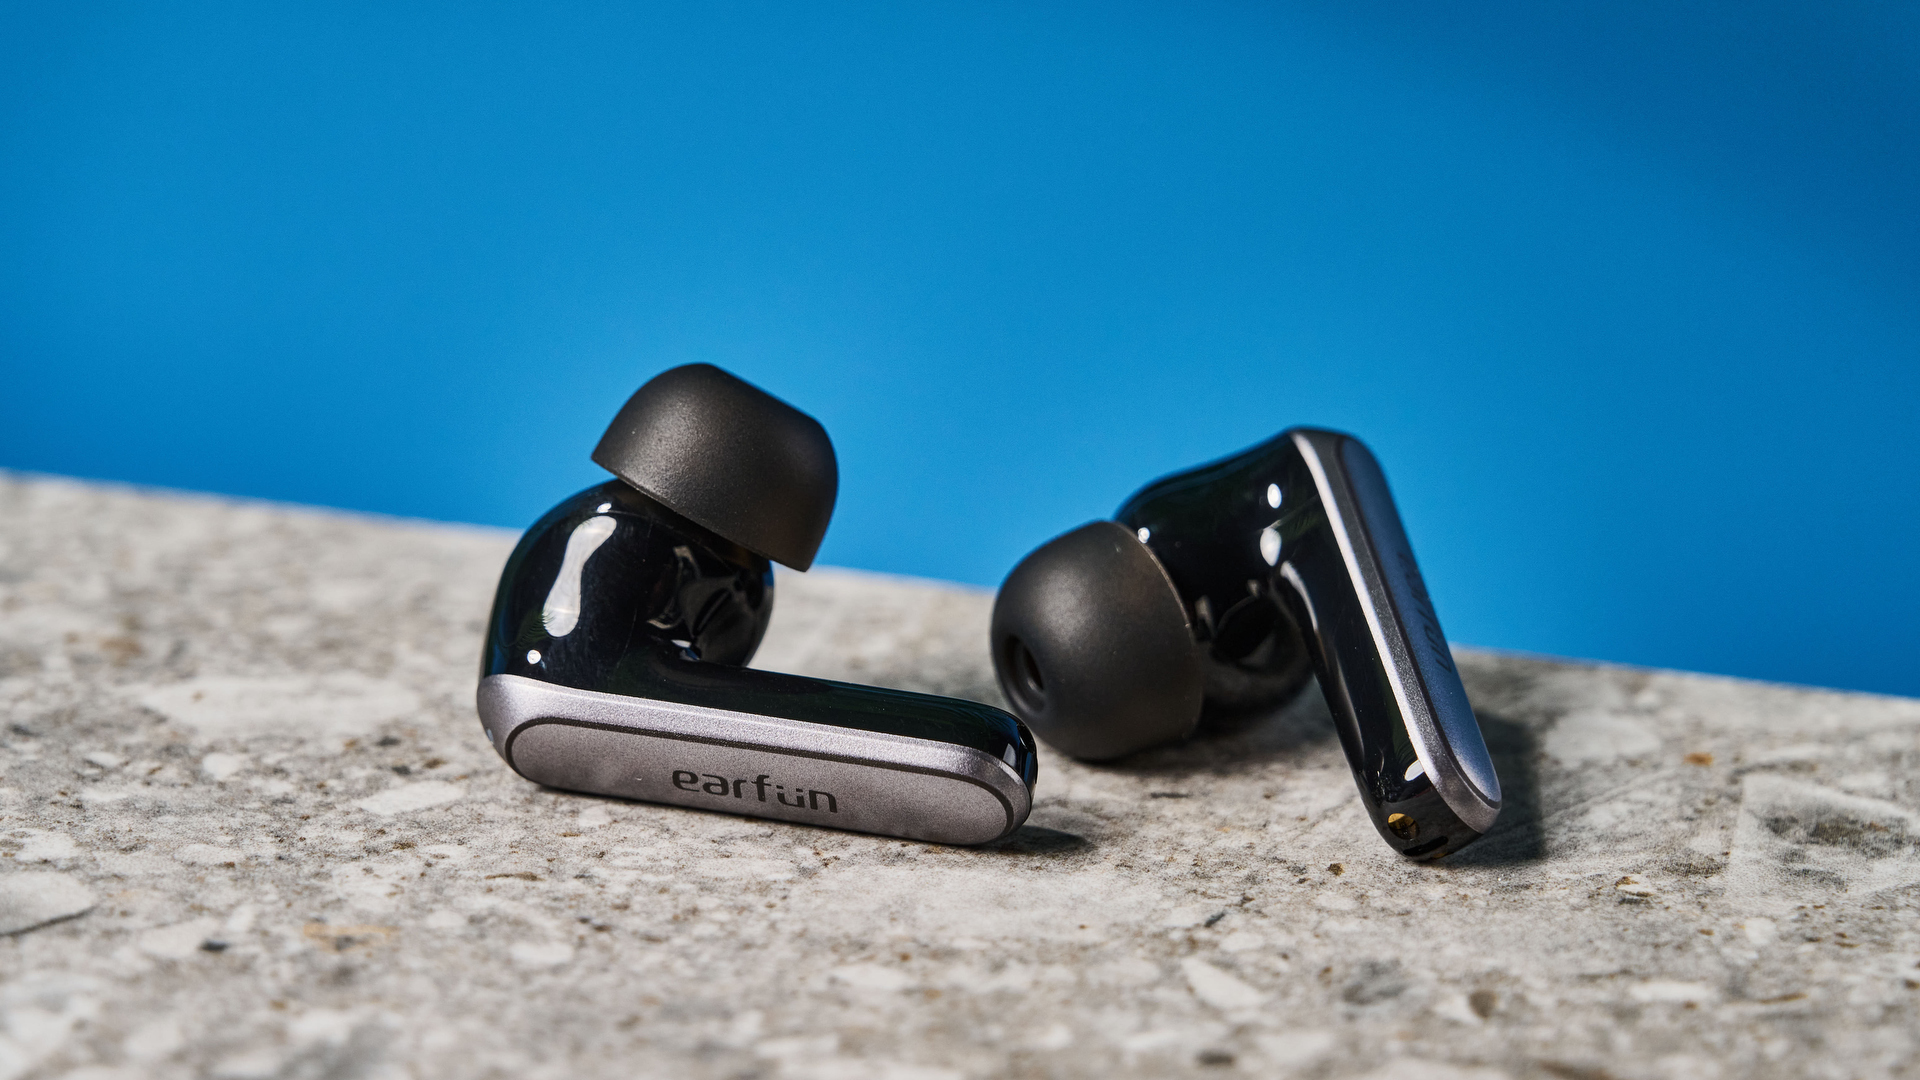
1118;428;1500;858
1270;431;1500;855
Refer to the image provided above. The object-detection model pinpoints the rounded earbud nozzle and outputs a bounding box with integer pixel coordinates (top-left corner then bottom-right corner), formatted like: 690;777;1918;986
990;521;1204;761
592;364;838;571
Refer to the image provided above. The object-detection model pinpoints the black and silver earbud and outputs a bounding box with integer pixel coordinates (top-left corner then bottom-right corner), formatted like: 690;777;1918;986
991;428;1498;858
478;364;1037;845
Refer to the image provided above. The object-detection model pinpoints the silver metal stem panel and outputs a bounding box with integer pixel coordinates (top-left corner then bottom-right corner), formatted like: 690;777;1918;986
478;674;1032;846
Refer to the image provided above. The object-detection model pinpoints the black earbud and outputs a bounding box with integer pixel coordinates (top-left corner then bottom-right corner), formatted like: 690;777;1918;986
991;428;1499;859
478;364;1037;845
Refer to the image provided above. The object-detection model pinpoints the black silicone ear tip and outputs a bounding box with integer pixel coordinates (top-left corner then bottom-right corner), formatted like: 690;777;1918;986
990;521;1204;761
592;364;839;571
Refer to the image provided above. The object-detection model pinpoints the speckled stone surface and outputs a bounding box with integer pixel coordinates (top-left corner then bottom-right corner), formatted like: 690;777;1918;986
2;471;1918;1080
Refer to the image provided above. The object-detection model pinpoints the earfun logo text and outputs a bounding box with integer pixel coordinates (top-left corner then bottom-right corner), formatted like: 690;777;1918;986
670;771;839;813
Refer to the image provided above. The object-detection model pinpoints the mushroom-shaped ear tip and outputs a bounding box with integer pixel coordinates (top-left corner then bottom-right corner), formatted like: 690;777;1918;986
592;364;838;571
989;521;1203;761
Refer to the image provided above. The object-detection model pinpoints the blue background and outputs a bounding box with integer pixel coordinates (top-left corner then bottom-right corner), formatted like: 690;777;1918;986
3;3;1916;696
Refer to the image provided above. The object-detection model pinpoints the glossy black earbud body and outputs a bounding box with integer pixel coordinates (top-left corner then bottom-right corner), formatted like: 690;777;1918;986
483;478;774;693
993;428;1499;859
479;365;1037;846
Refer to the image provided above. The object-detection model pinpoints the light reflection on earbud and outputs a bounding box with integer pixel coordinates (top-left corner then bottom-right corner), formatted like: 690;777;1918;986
541;515;618;637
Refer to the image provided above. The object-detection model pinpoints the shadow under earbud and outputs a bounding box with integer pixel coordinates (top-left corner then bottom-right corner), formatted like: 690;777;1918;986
1084;692;1544;867
1106;682;1342;777
1440;711;1544;866
981;824;1092;857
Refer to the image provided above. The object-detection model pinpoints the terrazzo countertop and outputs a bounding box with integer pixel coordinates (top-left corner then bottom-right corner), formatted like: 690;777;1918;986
2;472;1917;1079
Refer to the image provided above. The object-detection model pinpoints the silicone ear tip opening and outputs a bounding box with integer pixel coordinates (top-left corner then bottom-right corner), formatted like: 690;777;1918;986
592;364;838;571
997;632;1051;718
989;521;1203;761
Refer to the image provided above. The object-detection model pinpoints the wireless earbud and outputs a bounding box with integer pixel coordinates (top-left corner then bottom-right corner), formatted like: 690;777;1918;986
991;429;1499;859
478;364;1037;845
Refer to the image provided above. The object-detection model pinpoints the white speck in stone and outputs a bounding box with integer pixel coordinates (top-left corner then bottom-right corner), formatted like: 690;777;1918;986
509;941;574;969
83;751;127;770
423;909;465;930
1181;957;1266;1009
691;857;794;881
975;963;1035;992
1836;771;1892;796
0;871;95;935
575;805;612;829
1687;829;1727;856
200;753;247;781
755;1035;840;1062
839;1057;952;1079
223;903;259;935
1119;1028;1185;1053
782;863;1149;942
1253;1030;1337;1068
830;963;912;991
721;1010;764;1047
15;829;79;863
138;918;222;960
1160;904;1212;929
1628;980;1717;1004
354;781;465;816
1654;1055;1723;1080
1742;918;1777;947
287;1008;362;1045
1089;957;1161;988
1028;1023;1073;1050
124;1017;186;1061
79;788;131;807
1313;892;1358;911
210;1047;284;1079
1431;991;1486;1025
176;844;245;867
1217;929;1266;953
1748;743;1828;767
1544;709;1663;765
133;673;422;740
